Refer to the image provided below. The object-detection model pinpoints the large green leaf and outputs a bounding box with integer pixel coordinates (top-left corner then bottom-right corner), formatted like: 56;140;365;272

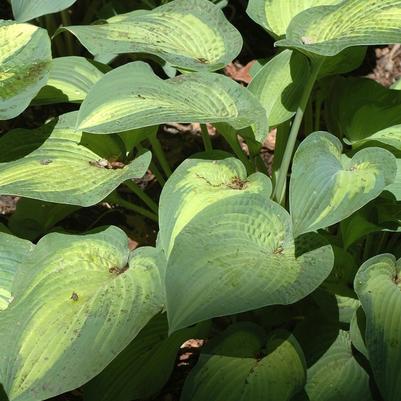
0;227;165;401
0;232;33;311
61;0;242;72
0;112;151;206
246;0;341;38
84;314;210;401
11;0;77;22
33;57;105;105
76;62;267;142
158;157;271;256
276;0;401;57
248;50;310;128
290;132;397;236
181;323;306;401
0;20;51;119
354;254;401;401
300;330;372;401
166;191;333;331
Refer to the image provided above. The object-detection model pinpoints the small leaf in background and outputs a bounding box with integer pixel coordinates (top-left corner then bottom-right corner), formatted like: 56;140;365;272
0;232;33;311
355;254;401;401
0;21;51;120
76;61;268;143
181;323;306;401
248;49;310;128
33;57;105;105
61;0;242;72
290;132;397;236
246;0;341;38
0;227;165;401
0;112;151;207
166;192;333;331
326;77;401;148
84;314;210;401
11;0;78;22
277;0;401;57
158;157;271;256
8;198;80;241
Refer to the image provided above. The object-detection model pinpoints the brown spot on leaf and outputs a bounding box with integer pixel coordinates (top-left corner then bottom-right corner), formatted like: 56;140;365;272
39;159;53;165
70;292;79;302
227;176;248;190
89;159;126;169
109;265;129;275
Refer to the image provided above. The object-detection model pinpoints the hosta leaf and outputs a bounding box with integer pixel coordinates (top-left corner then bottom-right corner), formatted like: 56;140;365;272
166;192;333;331
276;0;401;57
0;21;51;119
8;199;79;241
248;49;310;127
386;158;401;200
290;132;397;236
0;227;165;401
0;112;151;207
0;232;33;311
77;62;268;142
354;254;401;401
246;0;341;38
158;157;271;256
300;330;372;401
11;0;77;22
84;314;210;401
33;57;105;105
181;323;306;401
61;0;242;72
326;78;401;148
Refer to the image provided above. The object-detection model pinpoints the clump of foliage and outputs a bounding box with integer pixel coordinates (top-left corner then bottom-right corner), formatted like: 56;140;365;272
0;0;401;400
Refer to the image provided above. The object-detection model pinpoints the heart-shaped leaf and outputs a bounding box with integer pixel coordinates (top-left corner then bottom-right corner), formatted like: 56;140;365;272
354;254;401;401
11;0;77;22
84;314;210;401
181;323;306;401
0;112;151;206
0;232;33;311
246;0;341;38
0;20;51;119
248;49;310;128
61;0;242;72
33;57;105;105
290;132;397;236
158;157;271;256
276;0;401;57
76;62;268;142
166;192;333;331
0;227;165;401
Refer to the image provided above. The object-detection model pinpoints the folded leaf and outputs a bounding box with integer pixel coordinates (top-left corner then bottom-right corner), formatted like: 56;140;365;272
0;227;165;401
181;323;306;401
0;20;51;119
354;254;401;401
248;50;310;127
277;0;401;57
0;112;151;206
166;192;333;331
77;62;268;142
33;57;105;105
159;157;271;256
246;0;341;38
11;0;77;22
290;132;397;236
0;232;33;311
61;0;242;72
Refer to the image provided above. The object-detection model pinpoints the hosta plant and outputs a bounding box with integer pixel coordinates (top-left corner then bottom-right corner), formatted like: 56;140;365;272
0;0;400;400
